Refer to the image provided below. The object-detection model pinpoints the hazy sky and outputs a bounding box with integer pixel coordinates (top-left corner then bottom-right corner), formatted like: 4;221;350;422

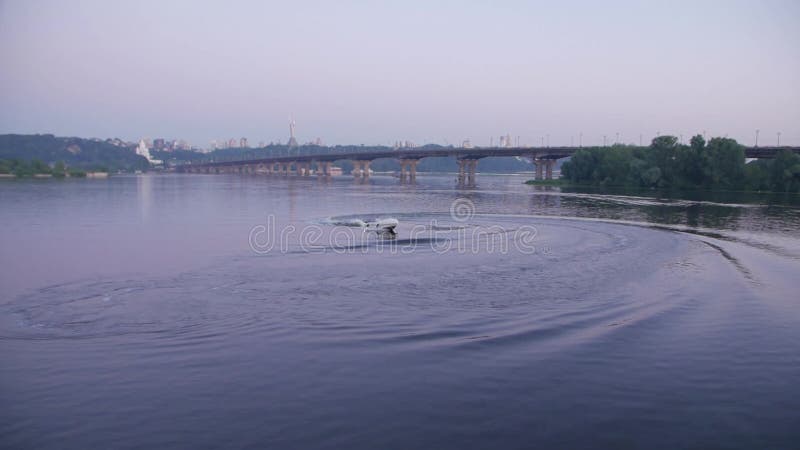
1;0;798;147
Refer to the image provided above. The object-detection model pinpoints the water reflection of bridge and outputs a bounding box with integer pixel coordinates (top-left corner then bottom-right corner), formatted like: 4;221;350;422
176;146;799;183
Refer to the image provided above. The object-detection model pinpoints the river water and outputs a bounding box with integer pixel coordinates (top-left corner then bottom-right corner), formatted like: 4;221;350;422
1;173;799;449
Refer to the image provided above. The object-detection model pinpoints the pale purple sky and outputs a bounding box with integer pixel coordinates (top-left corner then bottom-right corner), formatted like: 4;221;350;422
1;0;798;147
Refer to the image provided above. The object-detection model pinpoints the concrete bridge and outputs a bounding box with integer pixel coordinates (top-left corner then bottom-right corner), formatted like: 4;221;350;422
176;145;799;183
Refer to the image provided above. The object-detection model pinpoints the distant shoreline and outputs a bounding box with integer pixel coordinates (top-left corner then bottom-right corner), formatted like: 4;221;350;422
0;171;109;179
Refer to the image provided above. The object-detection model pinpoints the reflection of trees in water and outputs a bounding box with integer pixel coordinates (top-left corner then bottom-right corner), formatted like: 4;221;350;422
672;204;741;230
527;186;561;212
640;204;691;226
738;204;800;235
642;193;799;231
554;186;751;229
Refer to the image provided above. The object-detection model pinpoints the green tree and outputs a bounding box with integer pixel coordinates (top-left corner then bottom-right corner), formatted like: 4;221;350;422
648;136;679;187
30;158;51;174
704;138;745;189
677;135;706;186
744;160;770;191
769;150;800;192
53;160;66;177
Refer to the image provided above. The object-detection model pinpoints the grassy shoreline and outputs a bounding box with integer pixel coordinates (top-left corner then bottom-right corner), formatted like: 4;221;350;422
524;178;568;186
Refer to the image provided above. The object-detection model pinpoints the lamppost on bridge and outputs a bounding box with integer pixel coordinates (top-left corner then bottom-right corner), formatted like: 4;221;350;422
639;134;642;146
603;135;607;147
755;129;760;147
546;134;550;148
579;132;583;148
778;132;781;147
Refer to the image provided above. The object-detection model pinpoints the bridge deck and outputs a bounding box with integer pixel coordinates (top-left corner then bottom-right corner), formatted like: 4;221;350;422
179;146;799;169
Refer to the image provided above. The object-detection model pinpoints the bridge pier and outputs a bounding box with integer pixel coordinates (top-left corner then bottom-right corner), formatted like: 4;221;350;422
457;159;478;185
467;159;477;184
316;161;333;177
545;160;554;180
352;160;371;178
399;159;419;181
408;159;418;180
534;158;544;180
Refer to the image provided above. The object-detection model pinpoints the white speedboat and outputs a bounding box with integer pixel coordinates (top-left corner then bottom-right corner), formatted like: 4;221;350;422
364;218;398;237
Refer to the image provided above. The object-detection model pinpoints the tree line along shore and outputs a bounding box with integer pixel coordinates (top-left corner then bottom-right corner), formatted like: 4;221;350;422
547;135;800;193
0;159;110;178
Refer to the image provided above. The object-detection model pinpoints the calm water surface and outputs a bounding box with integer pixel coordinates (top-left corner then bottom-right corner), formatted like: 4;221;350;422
1;174;799;449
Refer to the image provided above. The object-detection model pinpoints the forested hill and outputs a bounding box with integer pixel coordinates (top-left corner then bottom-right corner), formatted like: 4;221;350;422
0;134;149;172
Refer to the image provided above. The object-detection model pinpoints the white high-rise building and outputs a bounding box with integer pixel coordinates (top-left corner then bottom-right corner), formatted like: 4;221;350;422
136;139;162;165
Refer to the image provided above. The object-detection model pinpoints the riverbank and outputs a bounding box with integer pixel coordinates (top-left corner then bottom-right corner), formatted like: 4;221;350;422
524;178;568;186
0;171;109;179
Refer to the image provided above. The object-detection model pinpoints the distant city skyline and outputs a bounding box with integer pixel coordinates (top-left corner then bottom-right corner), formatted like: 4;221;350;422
1;0;798;146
